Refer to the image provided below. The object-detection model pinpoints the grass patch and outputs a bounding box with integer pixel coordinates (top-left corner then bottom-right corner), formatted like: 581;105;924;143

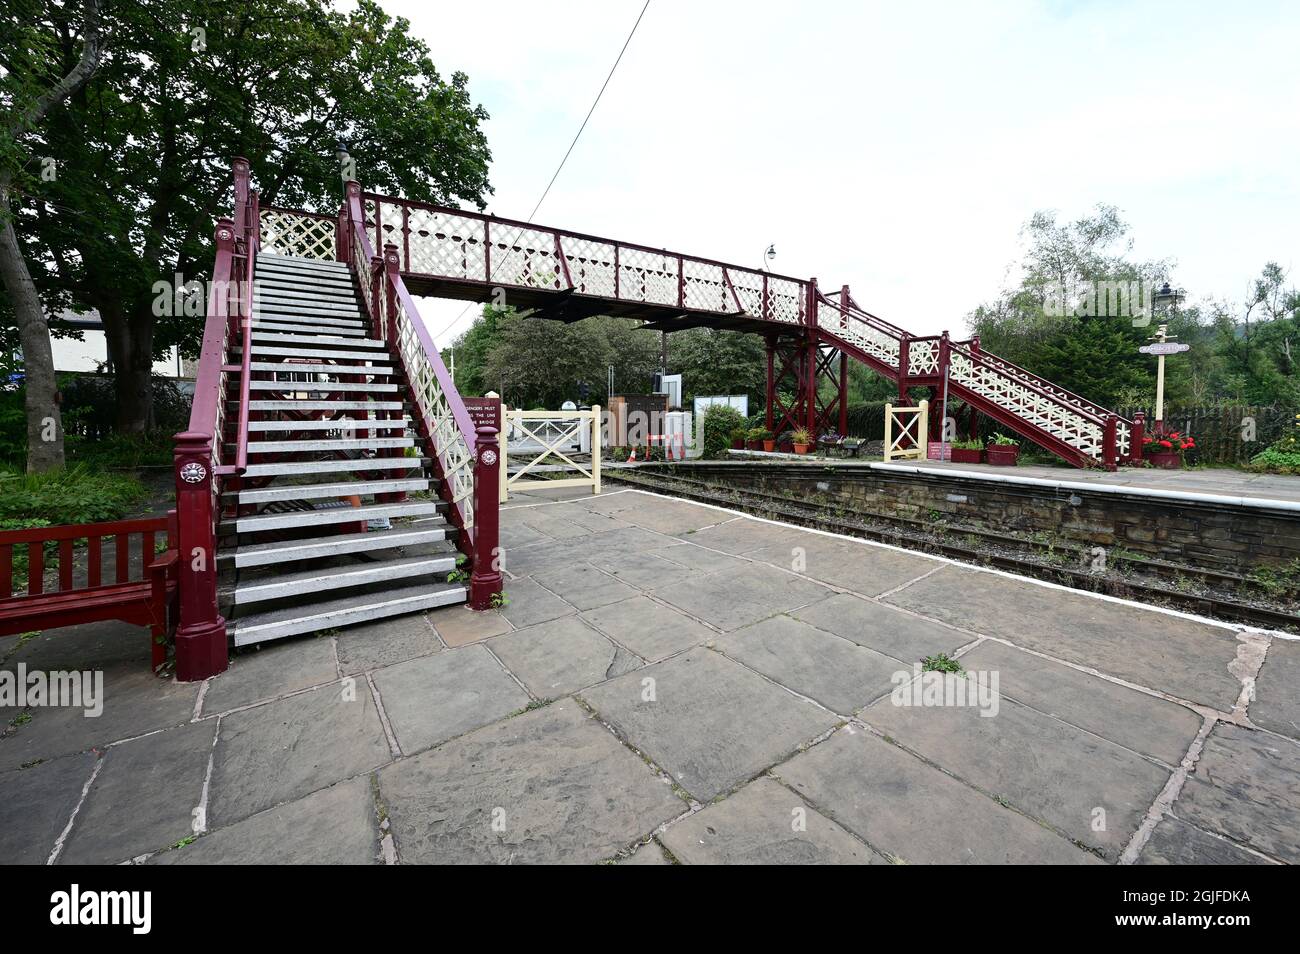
920;653;964;675
0;465;149;525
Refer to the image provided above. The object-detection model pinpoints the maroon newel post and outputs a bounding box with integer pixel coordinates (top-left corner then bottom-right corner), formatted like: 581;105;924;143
172;432;228;680
469;423;503;610
1103;413;1119;472
1130;411;1145;464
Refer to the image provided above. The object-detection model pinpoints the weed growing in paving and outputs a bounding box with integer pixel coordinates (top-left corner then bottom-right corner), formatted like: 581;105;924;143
920;653;964;675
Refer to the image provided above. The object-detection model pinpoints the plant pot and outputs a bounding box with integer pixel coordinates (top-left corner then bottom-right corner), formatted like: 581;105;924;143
793;443;810;454
950;448;984;464
777;440;794;453
731;439;745;450
1146;451;1183;469
986;445;1019;466
746;440;763;451
762;440;776;452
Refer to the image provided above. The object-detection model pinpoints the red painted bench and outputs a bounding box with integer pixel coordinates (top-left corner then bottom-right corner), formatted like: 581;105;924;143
0;513;180;670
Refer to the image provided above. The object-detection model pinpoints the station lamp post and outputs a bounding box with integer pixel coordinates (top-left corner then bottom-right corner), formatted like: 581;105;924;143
1143;282;1189;435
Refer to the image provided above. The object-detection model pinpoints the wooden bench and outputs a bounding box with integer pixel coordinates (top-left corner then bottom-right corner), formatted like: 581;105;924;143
0;513;179;670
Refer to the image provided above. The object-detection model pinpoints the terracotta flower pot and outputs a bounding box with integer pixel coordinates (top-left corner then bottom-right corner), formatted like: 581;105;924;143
986;445;1019;466
793;443;810;454
746;439;763;451
762;440;776;452
1146;451;1182;469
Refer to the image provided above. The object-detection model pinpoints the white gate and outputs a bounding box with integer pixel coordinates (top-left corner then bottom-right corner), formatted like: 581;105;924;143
500;406;602;502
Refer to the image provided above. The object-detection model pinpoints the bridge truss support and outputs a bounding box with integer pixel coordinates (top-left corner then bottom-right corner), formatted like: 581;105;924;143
764;334;848;439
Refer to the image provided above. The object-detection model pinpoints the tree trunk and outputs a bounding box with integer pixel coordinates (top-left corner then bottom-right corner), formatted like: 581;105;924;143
0;176;65;472
102;298;156;434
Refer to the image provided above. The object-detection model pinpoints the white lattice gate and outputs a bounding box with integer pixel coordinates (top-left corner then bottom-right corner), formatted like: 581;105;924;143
500;406;602;502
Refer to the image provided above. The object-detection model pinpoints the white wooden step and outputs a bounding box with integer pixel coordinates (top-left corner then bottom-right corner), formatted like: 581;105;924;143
233;554;457;605
259;253;349;272
241;457;422;478
254;311;367;329
247;361;395;375
259;273;356;291
222;500;444;533
244;417;409;432
250;320;367;337
231;581;467;646
227;525;453;568
250;331;385;349
248;345;394;360
247;380;400;392
246;436;415;453
256;281;358;300
232;477;429;504
244;400;404;411
256;300;365;318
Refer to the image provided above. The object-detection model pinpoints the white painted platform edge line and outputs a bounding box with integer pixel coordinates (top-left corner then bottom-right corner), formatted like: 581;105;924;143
868;460;1300;512
620;487;1299;641
47;753;104;865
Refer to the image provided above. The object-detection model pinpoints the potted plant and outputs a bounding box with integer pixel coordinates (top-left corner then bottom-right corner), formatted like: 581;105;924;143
777;430;795;453
1142;431;1195;469
759;428;776;452
792;428;813;454
729;427;748;451
985;432;1020;465
745;427;766;451
949;438;985;464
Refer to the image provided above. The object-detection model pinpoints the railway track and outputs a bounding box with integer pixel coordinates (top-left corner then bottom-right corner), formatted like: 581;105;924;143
609;467;1300;634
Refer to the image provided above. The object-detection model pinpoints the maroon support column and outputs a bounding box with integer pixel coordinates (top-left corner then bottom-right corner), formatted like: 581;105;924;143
469;423;504;610
1103;413;1119;471
172;432;228;680
764;336;776;432
804;279;820;435
1131;411;1146;464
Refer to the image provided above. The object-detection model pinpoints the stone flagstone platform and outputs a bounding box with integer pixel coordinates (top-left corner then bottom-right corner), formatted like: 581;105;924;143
2;486;1296;864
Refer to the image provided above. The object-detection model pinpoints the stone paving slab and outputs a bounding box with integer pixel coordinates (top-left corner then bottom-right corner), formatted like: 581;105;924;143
652;562;832;632
580;649;838;801
427;604;512;648
490;617;639;699
682;517;808;555
498;577;576;628
747;536;937;598
0;752;96;864
1171;723;1300;863
586;549;697;591
0;665;199;772
208;680;390;827
960;640;1203;766
647;542;750;575
1;619;149;673
59;719;215;864
529;563;638;611
379;701;683;864
371;644;529;752
1250;638;1300;741
335;614;442;674
863;690;1170;858
619;839;672;864
714;615;901;715
791;593;970;663
660;776;884;864
152;776;379;865
774;726;1100;864
499;522;551;550
619;501;732;535
1137;815;1272;865
582;595;717;661
202;637;337;714
884;566;1244;710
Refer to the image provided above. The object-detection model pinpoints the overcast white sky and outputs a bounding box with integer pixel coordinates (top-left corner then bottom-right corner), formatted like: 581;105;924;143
383;0;1300;345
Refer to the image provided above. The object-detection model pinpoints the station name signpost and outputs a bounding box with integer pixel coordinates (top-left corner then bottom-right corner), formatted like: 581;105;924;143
1139;324;1190;435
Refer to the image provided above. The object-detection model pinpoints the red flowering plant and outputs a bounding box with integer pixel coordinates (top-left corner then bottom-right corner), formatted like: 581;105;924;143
1142;431;1196;457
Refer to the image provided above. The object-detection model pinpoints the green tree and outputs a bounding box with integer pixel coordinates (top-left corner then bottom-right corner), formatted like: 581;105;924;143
1;0;104;472
10;0;492;434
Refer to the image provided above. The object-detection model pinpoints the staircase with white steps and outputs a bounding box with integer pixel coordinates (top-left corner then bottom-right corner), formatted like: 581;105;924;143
220;252;468;647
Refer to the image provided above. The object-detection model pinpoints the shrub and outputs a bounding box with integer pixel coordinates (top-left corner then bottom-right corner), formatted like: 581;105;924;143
0;465;149;525
1249;414;1300;473
701;404;748;459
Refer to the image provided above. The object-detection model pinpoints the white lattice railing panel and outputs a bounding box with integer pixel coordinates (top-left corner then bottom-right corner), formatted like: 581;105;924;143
393;294;475;528
951;351;1104;458
819;300;901;368
408;207;487;280
766;276;803;324
619;247;678;306
260;210;336;260
492;226;563;290
560;237;617;297
908;339;940;376
730;270;764;315
683;260;728;313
